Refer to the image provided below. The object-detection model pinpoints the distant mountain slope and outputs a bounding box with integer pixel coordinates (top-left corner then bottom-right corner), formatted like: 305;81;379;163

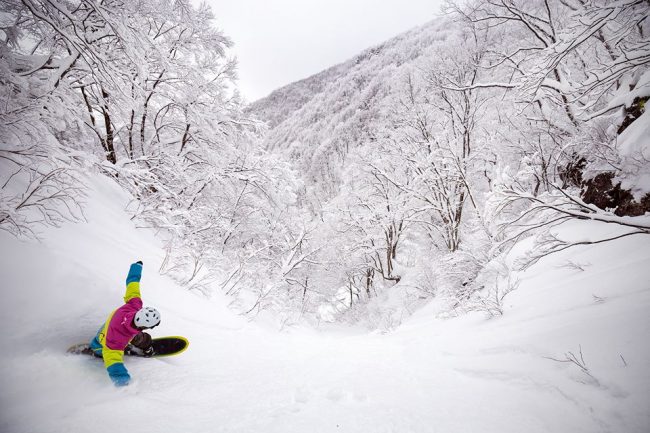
246;61;352;130
247;18;444;153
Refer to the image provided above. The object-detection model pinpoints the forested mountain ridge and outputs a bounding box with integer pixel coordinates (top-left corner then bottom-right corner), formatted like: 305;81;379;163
246;19;436;130
250;2;650;206
245;58;350;130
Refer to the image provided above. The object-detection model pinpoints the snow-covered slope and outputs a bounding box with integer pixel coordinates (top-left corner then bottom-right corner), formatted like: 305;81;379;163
1;173;649;433
244;18;434;130
247;18;443;152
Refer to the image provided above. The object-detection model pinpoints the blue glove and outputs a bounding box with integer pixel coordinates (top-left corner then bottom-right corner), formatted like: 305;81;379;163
107;363;131;387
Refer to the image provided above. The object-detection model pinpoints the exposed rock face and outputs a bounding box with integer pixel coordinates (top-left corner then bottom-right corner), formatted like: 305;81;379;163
581;172;650;217
617;96;648;135
562;97;650;217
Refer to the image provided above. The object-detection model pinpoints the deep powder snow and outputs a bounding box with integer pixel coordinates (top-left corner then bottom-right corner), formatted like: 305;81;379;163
1;175;648;433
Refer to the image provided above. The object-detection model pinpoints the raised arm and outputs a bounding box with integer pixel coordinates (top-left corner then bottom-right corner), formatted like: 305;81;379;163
124;261;143;303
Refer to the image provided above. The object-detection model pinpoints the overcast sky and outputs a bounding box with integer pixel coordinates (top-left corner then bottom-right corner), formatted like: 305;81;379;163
205;0;442;102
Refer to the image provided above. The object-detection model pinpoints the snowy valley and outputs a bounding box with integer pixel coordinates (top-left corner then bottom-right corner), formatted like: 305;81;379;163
1;172;648;433
1;0;650;432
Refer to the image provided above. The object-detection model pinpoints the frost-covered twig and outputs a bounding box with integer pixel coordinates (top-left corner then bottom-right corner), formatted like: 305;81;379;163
558;260;590;272
0;162;86;239
545;345;600;384
469;265;520;317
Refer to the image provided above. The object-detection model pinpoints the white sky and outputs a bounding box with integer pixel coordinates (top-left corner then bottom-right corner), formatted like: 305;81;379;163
205;0;442;102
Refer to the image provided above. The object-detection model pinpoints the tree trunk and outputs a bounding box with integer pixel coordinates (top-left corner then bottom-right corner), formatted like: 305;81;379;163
101;87;116;164
365;268;374;298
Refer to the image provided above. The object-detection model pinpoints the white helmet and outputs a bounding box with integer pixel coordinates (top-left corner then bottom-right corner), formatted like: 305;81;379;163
134;307;161;328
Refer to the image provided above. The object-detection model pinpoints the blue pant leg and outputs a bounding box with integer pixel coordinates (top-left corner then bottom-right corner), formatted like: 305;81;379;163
89;326;104;358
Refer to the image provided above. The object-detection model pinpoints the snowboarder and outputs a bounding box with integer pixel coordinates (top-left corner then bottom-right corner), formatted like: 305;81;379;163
89;261;161;386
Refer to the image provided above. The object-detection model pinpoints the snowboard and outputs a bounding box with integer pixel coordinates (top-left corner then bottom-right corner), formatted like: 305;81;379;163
67;336;189;358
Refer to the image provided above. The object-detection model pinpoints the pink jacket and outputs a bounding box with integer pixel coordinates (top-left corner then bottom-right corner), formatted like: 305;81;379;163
104;297;143;350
